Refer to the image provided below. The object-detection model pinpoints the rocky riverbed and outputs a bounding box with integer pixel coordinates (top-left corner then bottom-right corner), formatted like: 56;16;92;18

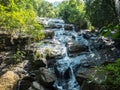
0;18;120;90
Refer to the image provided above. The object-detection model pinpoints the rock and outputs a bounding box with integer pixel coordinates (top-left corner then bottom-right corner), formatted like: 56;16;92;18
114;38;120;49
76;69;106;90
81;81;106;90
67;40;88;56
18;76;35;90
26;40;66;66
0;71;19;90
28;81;52;90
0;30;31;51
76;74;88;86
32;81;43;90
31;58;47;69
37;67;56;87
54;59;70;79
45;19;64;29
64;24;74;31
13;60;30;78
36;42;66;60
76;69;93;85
42;30;54;39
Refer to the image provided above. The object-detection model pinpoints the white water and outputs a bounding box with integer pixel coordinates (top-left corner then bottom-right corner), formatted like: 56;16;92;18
53;23;80;90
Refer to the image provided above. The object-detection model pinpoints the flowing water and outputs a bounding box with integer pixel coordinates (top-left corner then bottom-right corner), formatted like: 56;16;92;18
48;20;117;90
48;21;102;90
17;18;120;90
52;24;80;90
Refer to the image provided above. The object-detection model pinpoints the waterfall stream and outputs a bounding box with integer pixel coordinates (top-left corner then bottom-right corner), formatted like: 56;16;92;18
16;18;120;90
52;24;80;90
49;22;99;90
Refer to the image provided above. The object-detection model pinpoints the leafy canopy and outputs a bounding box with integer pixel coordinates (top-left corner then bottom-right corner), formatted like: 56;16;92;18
0;0;44;40
58;0;91;30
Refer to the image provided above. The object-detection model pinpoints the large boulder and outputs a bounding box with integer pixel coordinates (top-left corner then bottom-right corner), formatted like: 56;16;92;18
67;40;88;57
81;81;106;90
17;76;35;90
64;24;74;31
35;40;66;59
26;40;66;66
0;71;19;90
76;69;106;90
37;67;56;87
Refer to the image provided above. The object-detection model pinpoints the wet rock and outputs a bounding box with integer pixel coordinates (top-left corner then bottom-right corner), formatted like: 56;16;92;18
64;24;74;31
0;71;19;90
54;60;70;79
54;66;71;80
45;18;64;29
50;23;63;29
42;30;54;39
53;59;80;90
67;40;88;57
37;67;56;87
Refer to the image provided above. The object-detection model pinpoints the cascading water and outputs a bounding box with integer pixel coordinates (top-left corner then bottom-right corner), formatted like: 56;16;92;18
52;23;80;90
16;18;120;90
51;21;105;90
53;59;80;90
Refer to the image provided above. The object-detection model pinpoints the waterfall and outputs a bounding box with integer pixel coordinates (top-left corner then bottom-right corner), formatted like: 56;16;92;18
52;22;80;90
53;59;80;90
115;0;120;17
16;17;120;90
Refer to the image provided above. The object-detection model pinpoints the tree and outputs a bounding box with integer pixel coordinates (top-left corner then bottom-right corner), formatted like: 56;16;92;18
0;0;43;41
33;0;56;18
85;0;119;28
58;0;90;30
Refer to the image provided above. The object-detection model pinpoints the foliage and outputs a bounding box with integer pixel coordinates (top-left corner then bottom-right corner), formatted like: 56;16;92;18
100;23;120;39
103;58;120;89
85;0;120;39
33;52;41;60
32;0;57;18
94;58;120;90
13;48;26;63
58;0;91;30
85;0;119;28
0;0;44;41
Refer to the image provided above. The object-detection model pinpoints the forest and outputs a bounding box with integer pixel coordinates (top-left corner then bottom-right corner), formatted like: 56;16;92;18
0;0;120;90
